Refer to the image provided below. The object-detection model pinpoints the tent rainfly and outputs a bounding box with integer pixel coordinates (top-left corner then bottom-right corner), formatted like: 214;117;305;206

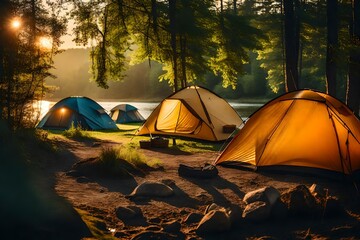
214;89;360;177
136;86;243;141
37;96;118;130
110;104;145;123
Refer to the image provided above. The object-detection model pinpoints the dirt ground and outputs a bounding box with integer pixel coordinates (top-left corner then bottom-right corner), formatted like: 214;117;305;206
52;137;360;240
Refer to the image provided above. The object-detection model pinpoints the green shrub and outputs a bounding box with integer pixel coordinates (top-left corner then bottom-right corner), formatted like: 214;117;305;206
63;122;91;139
97;145;162;176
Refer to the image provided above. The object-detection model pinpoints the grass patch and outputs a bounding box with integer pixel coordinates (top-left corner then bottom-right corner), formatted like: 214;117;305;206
75;208;116;240
168;138;224;153
118;144;162;169
63;123;92;140
102;144;162;171
73;145;163;178
46;124;223;155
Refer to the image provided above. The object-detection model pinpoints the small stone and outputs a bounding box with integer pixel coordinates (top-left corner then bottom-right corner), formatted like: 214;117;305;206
183;212;204;224
162;220;181;233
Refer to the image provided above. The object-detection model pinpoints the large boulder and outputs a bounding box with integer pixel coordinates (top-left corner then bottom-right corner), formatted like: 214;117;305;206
126;181;174;200
323;196;345;218
196;210;231;235
242;201;272;222
243;186;280;206
281;185;320;217
270;199;288;220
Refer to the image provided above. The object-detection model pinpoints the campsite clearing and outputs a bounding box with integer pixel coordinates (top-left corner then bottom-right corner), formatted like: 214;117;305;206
47;128;360;240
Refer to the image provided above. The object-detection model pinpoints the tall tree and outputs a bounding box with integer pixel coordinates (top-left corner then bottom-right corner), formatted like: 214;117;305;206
0;0;66;129
130;0;214;91
210;0;263;89
71;0;130;89
326;0;338;96
347;0;360;115
0;0;15;125
283;0;300;92
256;0;285;93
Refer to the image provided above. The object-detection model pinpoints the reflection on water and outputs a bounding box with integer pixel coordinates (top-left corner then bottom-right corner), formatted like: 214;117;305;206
37;100;263;120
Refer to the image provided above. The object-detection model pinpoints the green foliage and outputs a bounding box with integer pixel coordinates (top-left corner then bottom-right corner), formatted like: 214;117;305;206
97;145;162;177
62;122;91;140
210;10;264;89
76;208;116;240
118;145;162;169
71;1;130;88
255;1;285;94
0;0;67;129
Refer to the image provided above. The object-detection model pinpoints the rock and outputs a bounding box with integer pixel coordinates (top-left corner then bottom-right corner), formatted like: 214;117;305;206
161;179;176;187
76;176;91;183
204;203;222;214
131;231;175;240
309;184;328;199
228;205;243;224
270;199;288;220
126;181;174;199
162;220;182;233
242;201;271;222
149;217;162;224
66;170;81;177
115;206;142;220
93;220;107;231
196;210;231;235
323;196;344;218
114;231;129;239
281;185;320;217
179;209;188;215
183;212;204;224
243;186;280;206
145;225;162;231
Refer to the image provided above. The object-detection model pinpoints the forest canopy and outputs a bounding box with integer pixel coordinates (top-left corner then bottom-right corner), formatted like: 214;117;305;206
0;0;359;130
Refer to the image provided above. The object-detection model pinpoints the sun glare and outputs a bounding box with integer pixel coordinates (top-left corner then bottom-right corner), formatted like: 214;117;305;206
11;18;21;29
39;37;53;49
33;100;51;119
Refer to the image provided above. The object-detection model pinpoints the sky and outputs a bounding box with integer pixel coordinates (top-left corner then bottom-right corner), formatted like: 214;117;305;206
60;20;83;49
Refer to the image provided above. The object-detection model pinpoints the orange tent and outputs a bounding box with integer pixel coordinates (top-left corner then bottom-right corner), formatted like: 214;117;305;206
215;89;360;176
136;86;243;141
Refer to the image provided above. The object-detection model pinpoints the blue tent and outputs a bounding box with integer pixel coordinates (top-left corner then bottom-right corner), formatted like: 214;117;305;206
110;104;145;123
37;96;118;130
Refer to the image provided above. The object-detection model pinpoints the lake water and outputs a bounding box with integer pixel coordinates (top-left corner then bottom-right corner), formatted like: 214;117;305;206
38;100;264;120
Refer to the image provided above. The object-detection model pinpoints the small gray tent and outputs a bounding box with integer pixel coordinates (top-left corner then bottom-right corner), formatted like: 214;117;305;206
37;96;118;130
110;104;145;123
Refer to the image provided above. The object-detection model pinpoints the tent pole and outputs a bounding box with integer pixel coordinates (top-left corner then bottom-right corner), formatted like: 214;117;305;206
327;108;346;174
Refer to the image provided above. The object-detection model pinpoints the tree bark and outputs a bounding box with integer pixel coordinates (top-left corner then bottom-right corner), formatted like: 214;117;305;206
283;0;300;92
326;0;338;97
169;0;178;92
347;0;360;116
180;35;186;88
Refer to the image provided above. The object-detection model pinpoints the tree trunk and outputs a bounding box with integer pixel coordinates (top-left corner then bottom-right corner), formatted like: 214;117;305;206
169;0;178;92
151;0;158;33
283;0;299;92
180;35;187;88
326;0;338;97
0;1;7;120
347;0;360;116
